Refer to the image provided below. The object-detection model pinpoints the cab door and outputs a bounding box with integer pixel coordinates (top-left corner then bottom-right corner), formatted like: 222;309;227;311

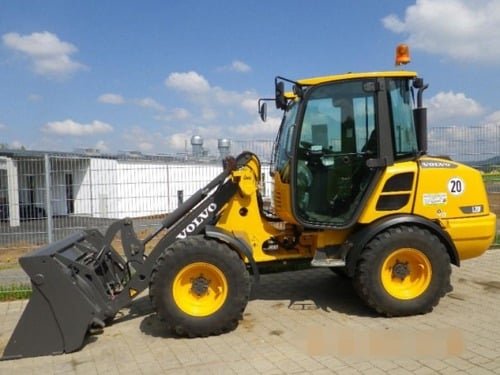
293;80;380;228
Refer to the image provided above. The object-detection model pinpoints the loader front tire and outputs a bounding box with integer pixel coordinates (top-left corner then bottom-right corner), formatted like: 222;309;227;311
353;225;451;316
150;237;250;337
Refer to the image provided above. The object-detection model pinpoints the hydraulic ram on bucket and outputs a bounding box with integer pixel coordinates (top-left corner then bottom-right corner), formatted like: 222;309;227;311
2;154;251;360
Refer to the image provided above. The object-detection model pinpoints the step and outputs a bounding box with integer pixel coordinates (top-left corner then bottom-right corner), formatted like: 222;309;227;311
311;258;346;267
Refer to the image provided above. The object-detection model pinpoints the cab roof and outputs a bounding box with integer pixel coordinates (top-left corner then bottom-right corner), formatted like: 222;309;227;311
297;70;417;86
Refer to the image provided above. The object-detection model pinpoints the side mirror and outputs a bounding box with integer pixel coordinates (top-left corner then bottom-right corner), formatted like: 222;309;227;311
258;101;267;122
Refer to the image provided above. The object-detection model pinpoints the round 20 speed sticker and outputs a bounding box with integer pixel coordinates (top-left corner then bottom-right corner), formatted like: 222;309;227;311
448;177;465;196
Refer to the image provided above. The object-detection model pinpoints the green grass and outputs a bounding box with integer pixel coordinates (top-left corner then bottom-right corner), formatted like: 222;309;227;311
483;173;500;182
0;284;32;301
0;263;21;271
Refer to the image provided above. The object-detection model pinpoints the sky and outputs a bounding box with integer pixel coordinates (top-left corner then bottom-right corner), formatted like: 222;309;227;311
1;0;499;156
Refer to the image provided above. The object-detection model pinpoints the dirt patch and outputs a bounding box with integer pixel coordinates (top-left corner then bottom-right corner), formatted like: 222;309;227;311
269;329;284;336
0;227;164;268
474;280;500;293
0;244;35;266
111;227;166;254
448;293;466;301
241;313;254;331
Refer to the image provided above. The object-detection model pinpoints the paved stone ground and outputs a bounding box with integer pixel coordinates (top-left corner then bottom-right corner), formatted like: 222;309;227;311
0;250;499;374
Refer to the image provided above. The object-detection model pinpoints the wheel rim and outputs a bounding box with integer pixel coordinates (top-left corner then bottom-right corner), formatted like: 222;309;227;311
381;248;432;300
172;262;228;317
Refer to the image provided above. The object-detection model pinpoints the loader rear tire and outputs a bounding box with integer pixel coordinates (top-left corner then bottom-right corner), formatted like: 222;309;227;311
150;236;250;337
353;225;451;316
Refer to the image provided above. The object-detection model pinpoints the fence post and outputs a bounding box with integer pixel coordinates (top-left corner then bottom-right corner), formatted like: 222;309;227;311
177;190;184;206
44;154;54;243
261;172;266;196
166;163;171;213
5;158;20;227
89;159;94;217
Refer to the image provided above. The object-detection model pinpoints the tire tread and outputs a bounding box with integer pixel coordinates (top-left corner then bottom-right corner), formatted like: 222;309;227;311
353;225;451;316
149;236;250;337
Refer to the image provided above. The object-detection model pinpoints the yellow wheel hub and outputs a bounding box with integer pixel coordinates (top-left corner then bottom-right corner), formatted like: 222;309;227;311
172;262;228;317
381;248;432;300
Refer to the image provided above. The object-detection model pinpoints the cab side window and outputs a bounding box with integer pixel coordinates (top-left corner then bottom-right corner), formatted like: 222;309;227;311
388;79;418;158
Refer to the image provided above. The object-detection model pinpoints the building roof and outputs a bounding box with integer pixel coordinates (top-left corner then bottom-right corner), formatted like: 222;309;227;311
0;148;222;164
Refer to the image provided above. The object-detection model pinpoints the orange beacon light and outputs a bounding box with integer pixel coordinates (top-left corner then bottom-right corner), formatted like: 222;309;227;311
395;44;411;65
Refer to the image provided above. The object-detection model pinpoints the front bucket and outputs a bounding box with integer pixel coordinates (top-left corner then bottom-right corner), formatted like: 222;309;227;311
2;231;121;360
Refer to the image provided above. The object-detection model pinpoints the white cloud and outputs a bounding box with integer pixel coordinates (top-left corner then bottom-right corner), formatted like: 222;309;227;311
163;126;223;154
165;130;217;154
42;119;113;136
230;60;251;73
169;107;191;121
164;132;191;153
426;91;484;124
383;14;406;34
201;107;217;121
0;123;6;130
94;140;110;153
117;112;277;155
133;97;165;112
98;93;166;112
218;60;252;73
165;71;211;94
486;110;500;124
230;116;281;138
241;98;258;114
2;31;86;77
98;93;125;105
160;70;274;156
165;70;259;118
155;107;192;122
121;127;168;153
173;108;191;120
160;114;279;156
213;88;257;109
9;141;25;149
382;0;500;63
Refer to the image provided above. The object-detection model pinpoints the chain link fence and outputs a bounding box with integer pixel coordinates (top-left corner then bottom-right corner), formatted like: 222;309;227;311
428;124;499;165
0;126;498;279
0;150;274;260
428;124;500;221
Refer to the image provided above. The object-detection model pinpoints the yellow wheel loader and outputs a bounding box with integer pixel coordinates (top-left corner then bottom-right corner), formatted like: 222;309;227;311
3;53;496;359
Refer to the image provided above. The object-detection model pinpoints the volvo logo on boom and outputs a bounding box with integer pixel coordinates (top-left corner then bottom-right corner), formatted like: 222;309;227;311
176;203;218;239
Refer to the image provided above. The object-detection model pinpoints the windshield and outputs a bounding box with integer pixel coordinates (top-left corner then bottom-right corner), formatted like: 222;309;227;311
272;102;298;179
300;81;376;155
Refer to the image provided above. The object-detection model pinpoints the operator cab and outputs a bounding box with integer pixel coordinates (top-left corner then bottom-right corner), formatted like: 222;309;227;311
262;72;428;229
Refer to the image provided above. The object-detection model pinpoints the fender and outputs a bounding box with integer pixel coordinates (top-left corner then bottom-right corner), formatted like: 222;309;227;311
204;225;260;283
344;214;460;277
